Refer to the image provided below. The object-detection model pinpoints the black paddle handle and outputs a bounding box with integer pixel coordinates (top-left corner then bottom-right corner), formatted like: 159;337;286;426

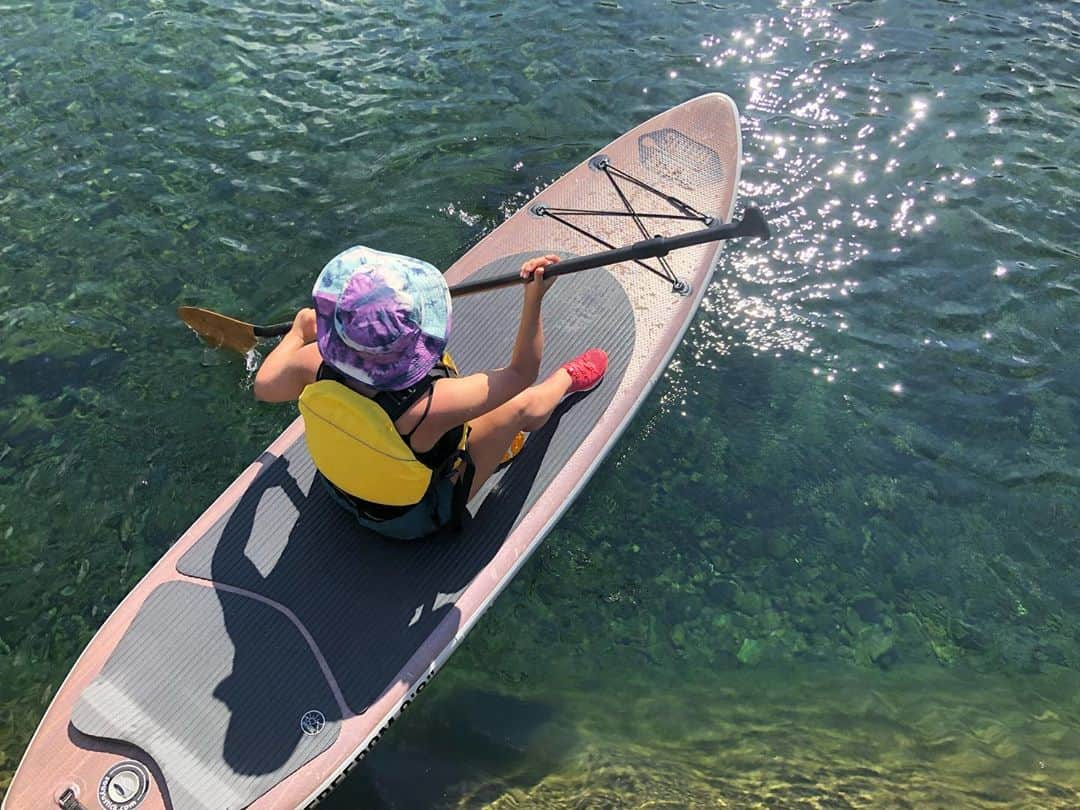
257;206;769;338
447;206;769;297
256;322;294;339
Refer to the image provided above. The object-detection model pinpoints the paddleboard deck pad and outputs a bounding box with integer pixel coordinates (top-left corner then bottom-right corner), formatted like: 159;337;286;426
5;94;743;810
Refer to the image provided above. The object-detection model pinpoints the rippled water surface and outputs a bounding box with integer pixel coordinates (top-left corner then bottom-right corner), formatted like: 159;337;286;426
2;0;1079;806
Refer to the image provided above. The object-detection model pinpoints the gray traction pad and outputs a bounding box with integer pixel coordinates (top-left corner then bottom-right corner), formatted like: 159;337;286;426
175;255;633;714
71;582;341;810
71;256;633;809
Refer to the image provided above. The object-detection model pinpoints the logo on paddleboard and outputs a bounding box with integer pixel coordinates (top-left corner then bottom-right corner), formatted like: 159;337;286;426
97;761;150;810
300;709;326;735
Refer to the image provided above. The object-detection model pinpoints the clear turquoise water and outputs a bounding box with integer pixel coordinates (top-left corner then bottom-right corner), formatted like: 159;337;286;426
2;0;1079;806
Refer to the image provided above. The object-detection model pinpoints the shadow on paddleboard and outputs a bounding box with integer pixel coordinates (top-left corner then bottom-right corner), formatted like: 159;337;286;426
207;390;593;775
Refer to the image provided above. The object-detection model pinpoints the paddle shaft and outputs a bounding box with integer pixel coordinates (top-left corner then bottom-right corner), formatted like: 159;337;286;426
254;322;294;338
448;205;769;296
255;206;769;340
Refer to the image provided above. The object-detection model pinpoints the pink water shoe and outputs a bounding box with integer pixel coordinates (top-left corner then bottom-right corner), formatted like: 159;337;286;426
561;348;608;394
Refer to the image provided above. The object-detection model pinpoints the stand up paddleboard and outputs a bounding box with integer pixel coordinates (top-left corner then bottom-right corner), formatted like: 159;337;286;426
5;94;754;810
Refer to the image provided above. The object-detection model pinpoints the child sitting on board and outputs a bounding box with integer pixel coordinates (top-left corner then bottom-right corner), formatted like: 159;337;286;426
253;245;607;540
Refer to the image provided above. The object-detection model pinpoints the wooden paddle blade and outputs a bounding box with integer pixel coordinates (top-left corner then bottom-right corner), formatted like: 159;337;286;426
177;306;259;353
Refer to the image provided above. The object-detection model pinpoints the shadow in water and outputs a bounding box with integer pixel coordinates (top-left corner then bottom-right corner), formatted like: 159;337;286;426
325;688;575;810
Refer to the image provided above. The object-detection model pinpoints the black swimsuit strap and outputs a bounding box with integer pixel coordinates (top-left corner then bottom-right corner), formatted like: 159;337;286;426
400;385;436;443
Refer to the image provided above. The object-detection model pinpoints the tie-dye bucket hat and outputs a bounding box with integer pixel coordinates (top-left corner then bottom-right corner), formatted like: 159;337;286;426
312;245;451;391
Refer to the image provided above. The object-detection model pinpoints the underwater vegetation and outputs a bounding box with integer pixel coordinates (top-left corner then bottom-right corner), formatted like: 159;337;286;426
318;344;1080;808
477;348;1080;682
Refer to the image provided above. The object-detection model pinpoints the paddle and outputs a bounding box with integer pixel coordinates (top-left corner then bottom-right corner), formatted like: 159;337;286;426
178;206;770;353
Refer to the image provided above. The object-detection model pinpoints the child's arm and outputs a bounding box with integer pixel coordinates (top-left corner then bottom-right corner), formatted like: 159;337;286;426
253;308;321;402
399;256;559;445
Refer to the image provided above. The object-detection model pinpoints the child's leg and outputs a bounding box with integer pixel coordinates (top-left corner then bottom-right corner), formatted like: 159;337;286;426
464;368;572;499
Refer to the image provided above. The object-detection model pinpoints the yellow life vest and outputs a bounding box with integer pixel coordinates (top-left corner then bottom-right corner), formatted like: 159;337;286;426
298;353;469;507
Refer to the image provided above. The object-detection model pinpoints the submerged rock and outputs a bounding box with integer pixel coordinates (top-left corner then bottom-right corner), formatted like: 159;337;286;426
735;633;799;667
707;578;739;605
737;637;764;667
735;589;764;615
854;626;897;667
852;592;884;624
765;532;797;560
